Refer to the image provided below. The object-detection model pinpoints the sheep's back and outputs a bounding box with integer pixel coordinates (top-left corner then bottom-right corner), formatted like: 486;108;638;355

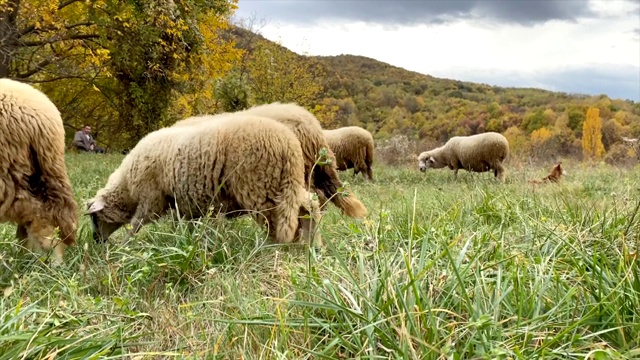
166;116;305;215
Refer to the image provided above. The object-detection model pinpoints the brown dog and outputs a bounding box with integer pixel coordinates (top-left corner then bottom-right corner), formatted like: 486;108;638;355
529;162;566;184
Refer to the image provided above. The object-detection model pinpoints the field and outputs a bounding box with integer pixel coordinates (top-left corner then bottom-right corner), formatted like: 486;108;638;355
1;153;640;359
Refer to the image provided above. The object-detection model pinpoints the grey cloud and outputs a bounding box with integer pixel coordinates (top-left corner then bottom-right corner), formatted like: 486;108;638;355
234;0;597;27
437;64;640;102
537;64;640;102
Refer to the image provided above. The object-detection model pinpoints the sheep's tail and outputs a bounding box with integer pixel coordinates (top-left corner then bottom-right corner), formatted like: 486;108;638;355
313;161;368;219
29;143;78;246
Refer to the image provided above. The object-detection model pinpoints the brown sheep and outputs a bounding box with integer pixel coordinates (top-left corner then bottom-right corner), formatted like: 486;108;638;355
323;126;375;181
418;132;510;181
173;102;368;218
86;114;323;247
529;162;566;185
0;78;78;264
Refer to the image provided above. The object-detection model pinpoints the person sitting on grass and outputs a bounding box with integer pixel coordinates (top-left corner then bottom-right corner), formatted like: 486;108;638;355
74;124;105;153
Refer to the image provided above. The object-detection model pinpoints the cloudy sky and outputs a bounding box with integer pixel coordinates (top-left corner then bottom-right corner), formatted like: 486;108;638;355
233;0;640;102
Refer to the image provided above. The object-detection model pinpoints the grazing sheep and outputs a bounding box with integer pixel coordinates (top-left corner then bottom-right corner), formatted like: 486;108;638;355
528;162;566;185
173;103;368;218
418;132;509;180
0;78;78;264
86;115;323;246
323;126;375;181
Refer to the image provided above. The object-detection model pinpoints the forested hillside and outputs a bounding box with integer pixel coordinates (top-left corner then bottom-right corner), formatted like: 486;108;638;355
2;1;638;163
226;26;640;164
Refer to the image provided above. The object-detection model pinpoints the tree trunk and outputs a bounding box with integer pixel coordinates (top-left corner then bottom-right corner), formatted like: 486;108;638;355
0;0;20;78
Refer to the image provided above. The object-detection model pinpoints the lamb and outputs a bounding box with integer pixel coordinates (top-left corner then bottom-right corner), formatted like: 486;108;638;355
417;132;509;181
86;114;323;246
173;102;368;218
528;162;566;185
0;78;78;264
323;126;375;181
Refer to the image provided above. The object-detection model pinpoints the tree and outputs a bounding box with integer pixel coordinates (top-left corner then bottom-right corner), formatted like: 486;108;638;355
581;107;605;160
530;126;553;159
214;70;250;112
246;38;323;107
1;0;241;148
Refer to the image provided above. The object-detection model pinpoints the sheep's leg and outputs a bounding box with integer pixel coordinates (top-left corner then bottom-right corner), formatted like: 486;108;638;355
494;162;506;181
16;224;27;243
26;221;65;265
365;166;374;181
270;206;298;244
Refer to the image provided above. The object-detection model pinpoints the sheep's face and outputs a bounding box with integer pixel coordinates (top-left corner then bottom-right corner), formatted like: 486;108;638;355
418;152;436;172
85;198;130;243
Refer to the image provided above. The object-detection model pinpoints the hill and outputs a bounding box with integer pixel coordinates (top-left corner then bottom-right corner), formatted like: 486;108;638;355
228;25;640;164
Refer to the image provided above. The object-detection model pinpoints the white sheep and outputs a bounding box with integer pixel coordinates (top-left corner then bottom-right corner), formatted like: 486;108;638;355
86;114;322;246
417;132;510;180
0;78;78;264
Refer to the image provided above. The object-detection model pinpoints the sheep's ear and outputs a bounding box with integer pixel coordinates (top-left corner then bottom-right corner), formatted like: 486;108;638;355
428;156;436;164
86;199;105;214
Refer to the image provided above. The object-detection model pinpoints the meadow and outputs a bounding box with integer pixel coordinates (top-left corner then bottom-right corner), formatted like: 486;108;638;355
1;153;639;359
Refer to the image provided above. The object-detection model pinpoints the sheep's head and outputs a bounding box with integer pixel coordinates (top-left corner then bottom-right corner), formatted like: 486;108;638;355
418;152;437;172
85;196;133;243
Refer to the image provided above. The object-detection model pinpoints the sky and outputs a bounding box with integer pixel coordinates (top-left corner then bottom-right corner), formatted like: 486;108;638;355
233;0;640;102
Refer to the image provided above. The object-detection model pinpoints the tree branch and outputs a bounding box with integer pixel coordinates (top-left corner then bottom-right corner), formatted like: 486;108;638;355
14;58;51;78
17;75;84;83
20;21;95;37
58;0;83;11
19;33;99;47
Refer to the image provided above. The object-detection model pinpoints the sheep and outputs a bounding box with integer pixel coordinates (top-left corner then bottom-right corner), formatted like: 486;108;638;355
528;161;566;185
323;126;375;181
173;102;368;218
0;78;78;264
86;114;323;247
417;132;509;181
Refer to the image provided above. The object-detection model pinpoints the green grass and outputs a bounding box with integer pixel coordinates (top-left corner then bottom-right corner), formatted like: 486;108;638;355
1;153;640;359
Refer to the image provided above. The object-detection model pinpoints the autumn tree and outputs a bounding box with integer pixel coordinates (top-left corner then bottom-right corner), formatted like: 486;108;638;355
530;126;553;158
581;107;605;160
245;39;323;107
1;0;241;148
213;69;250;112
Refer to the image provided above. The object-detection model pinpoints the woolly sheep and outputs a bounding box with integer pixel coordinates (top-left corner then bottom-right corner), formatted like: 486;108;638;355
173;102;368;218
0;78;78;264
417;132;509;180
86;114;323;246
323;126;375;181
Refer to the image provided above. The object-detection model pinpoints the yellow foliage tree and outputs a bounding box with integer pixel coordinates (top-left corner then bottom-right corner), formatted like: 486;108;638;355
311;103;340;128
531;127;552;147
245;39;323;107
503;126;530;158
581;107;605;160
530;126;553;159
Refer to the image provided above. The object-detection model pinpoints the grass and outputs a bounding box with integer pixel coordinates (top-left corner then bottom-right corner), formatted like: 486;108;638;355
1;153;640;359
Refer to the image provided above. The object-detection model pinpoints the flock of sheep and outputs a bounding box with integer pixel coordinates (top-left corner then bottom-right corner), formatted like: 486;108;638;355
1;78;538;265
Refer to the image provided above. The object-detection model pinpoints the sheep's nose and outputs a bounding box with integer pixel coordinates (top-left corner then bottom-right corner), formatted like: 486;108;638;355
419;166;426;172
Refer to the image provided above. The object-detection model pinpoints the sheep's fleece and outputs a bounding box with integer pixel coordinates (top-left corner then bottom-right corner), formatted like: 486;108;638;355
173;102;368;218
418;132;509;180
86;114;322;246
323;126;375;180
0;78;78;264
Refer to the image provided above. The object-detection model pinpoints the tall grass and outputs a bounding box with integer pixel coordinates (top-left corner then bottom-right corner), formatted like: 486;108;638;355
1;153;639;359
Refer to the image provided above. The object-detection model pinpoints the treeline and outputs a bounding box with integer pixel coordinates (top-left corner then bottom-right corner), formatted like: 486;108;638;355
2;1;639;164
